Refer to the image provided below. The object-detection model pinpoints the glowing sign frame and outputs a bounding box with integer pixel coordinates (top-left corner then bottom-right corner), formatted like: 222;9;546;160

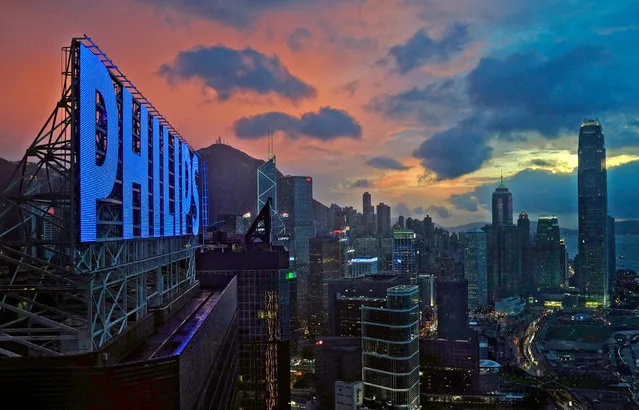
78;44;200;242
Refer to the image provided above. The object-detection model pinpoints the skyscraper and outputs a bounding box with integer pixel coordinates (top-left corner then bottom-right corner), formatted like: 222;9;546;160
392;230;417;279
257;158;285;240
278;175;314;339
608;215;616;294
491;175;513;227
308;237;345;338
376;202;391;235
436;278;470;340
517;212;531;246
362;192;376;235
487;178;521;303
577;119;609;307
362;285;420;409
536;216;563;289
464;228;488;309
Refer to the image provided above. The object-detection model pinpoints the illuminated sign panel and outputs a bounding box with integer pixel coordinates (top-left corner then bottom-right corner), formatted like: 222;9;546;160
79;44;200;242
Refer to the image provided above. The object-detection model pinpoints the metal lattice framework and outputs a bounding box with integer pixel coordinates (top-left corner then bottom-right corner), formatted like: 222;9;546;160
0;36;198;357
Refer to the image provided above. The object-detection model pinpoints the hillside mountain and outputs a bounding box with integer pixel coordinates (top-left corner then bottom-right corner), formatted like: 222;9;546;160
197;142;265;218
442;221;578;236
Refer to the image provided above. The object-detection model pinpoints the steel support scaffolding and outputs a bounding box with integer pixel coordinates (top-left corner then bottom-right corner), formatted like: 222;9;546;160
0;36;198;357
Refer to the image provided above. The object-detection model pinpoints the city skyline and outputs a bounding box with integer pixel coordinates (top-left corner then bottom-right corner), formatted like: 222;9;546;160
2;1;639;228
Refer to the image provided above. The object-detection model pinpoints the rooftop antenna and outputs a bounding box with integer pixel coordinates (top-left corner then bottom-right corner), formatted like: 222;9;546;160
268;129;275;160
500;169;504;185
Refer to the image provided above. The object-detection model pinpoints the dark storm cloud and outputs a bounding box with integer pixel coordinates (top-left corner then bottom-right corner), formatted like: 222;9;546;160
394;202;412;218
159;45;316;102
448;161;639;220
367;79;464;126
388;23;470;74
234;106;362;140
466;45;627;137
141;0;354;29
427;205;452;219
336;80;359;96
414;37;639;179
412;117;493;180
349;179;371;188
288;28;312;52
365;156;410;171
450;194;479;212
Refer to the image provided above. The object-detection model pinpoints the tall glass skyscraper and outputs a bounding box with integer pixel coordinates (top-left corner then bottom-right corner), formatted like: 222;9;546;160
392;230;417;279
464;228;488;309
577;119;609;307
362;285;420;409
491;175;513;227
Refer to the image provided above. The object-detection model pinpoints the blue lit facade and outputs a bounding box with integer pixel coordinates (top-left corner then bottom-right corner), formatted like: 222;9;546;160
79;44;200;243
348;257;379;277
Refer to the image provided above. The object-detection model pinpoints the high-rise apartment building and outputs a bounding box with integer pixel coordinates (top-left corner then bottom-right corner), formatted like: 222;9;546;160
436;278;470;340
376;203;391;235
463;228;488;309
362;285;420;409
362;192;376;236
577;119;609;307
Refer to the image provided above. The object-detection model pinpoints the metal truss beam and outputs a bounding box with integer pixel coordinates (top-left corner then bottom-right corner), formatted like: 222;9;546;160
0;37;199;357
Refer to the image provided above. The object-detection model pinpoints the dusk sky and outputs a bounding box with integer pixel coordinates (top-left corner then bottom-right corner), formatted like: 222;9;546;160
1;0;639;228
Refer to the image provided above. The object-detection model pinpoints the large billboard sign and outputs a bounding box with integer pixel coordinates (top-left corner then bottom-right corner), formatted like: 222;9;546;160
78;44;200;242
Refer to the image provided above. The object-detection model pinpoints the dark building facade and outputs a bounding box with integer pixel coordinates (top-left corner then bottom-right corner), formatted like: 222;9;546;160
197;246;291;410
436;278;470;340
577;119;609;307
376;203;391;236
517;212;531;247
314;337;362;410
0;278;239;410
491;176;513;227
326;274;411;337
278;175;314;342
420;338;480;394
536;216;563;289
608;215;616;294
463;229;488;309
309;237;345;338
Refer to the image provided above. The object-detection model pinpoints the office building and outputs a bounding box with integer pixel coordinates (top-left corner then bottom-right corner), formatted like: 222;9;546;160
326;274;411;337
197;245;292;410
486;178;522;303
492;175;513;227
392;230;417;279
257;157;285;240
335;381;364;410
363;192;376;236
535;216;563;289
362;285;420;410
376;203;391;235
436;278;470;340
416;274;435;309
278;175;314;340
517;211;531;246
463;229;488;309
420;338;480;394
315;337;362;409
309;237;345;338
577;119;609;307
348;257;379;277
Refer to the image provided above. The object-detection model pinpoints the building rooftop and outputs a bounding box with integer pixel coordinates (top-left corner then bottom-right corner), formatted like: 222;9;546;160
480;359;501;369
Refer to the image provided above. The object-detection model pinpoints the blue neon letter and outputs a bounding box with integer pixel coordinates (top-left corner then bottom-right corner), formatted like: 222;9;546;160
181;144;192;235
163;129;174;236
191;155;200;236
152;117;161;237
174;137;182;235
122;88;149;239
79;44;118;242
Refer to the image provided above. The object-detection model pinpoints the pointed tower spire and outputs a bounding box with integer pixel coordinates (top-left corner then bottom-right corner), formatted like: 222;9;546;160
500;169;504;185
